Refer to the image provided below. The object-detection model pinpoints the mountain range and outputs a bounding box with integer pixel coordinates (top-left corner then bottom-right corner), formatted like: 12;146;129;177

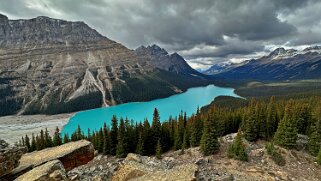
0;14;209;116
205;46;321;81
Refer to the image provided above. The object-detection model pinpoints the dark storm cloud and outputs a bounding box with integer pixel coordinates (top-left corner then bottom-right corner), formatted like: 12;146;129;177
0;0;320;68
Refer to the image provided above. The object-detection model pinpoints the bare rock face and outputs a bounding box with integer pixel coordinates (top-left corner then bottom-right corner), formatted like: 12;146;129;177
15;160;68;181
112;153;198;181
0;140;27;177
0;14;208;116
16;140;94;172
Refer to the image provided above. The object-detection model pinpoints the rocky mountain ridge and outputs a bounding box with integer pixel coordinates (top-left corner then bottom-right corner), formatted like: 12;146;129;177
0;14;210;116
206;46;321;80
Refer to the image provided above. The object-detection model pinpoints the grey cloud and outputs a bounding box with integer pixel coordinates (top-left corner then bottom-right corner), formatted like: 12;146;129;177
0;0;320;69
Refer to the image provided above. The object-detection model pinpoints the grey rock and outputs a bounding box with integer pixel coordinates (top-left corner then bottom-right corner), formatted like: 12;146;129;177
14;160;68;181
0;140;27;178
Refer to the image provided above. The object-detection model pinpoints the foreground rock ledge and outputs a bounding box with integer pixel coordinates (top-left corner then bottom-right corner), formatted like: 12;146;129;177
0;140;27;177
19;140;94;171
15;160;68;181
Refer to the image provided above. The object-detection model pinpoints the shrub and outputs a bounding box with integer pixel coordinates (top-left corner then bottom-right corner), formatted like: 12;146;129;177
227;133;248;161
266;142;286;166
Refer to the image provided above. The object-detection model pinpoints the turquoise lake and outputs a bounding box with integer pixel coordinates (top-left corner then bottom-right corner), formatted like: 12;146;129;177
61;85;239;135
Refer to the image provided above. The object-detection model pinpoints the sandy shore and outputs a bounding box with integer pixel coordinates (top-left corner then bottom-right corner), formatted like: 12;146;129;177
0;113;73;145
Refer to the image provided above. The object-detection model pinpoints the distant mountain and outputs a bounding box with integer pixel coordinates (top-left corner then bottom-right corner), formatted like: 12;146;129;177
0;14;209;116
203;61;250;75
211;46;321;81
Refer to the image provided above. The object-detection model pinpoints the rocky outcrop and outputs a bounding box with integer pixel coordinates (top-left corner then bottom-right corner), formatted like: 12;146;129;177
0;140;27;177
0;14;209;116
111;153;197;181
15;160;68;181
16;140;94;172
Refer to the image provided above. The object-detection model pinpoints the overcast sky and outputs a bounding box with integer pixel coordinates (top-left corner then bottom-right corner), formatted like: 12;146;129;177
1;0;321;69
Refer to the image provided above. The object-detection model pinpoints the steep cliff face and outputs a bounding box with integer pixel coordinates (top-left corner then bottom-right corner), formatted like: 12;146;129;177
0;14;209;116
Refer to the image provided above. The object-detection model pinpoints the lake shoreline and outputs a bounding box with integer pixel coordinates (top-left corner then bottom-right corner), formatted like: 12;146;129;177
61;84;239;136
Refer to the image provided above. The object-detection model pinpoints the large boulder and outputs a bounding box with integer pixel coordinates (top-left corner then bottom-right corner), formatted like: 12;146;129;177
0;140;27;177
15;160;68;181
17;140;94;171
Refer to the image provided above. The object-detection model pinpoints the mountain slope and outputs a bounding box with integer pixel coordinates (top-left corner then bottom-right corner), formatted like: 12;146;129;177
0;14;209;116
212;47;321;81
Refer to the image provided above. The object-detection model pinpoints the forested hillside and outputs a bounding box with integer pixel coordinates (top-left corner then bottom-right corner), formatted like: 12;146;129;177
18;96;321;164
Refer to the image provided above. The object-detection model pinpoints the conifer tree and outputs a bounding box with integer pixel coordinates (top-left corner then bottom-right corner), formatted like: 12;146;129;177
116;118;127;158
103;123;111;155
266;96;278;140
110;115;118;155
227;132;248;161
200;113;220;156
189;124;197;148
143;119;152;155
151;108;161;152
243;99;259;141
39;129;45;150
30;133;36;152
136;132;144;155
76;125;83;140
53;127;62;146
308;119;321;156
25;135;31;151
274;101;298;149
97;128;104;153
296;104;311;134
63;133;70;143
156;139;162;159
44;128;53;148
87;128;92;141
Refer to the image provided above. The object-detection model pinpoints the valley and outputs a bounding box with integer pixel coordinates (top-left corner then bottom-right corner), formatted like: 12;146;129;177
1;2;321;180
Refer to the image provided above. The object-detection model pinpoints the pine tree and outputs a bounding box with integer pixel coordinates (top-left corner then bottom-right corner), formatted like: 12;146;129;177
44;128;53;148
103;123;111;155
243;99;259;141
110;115;118;155
189;124;197;148
151;108;161;153
308;119;321;156
87;128;92;141
76;125;83;140
63;133;70;143
156;139;162;159
200;113;220;156
39;129;45;150
227;132;248;161
116;118;127;158
266;96;278;140
317;147;321;165
53;127;62;146
274;101;298;149
98;128;104;153
136;132;144;155
25;135;31;151
30;133;36;152
143;119;152;155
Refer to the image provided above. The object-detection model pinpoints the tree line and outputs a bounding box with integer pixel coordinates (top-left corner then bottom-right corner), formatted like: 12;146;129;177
19;96;321;164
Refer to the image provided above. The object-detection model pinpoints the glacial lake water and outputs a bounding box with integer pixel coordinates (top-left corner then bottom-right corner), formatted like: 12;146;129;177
61;85;239;135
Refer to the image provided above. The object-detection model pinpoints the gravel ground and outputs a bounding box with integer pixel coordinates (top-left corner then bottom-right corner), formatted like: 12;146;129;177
0;113;73;145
